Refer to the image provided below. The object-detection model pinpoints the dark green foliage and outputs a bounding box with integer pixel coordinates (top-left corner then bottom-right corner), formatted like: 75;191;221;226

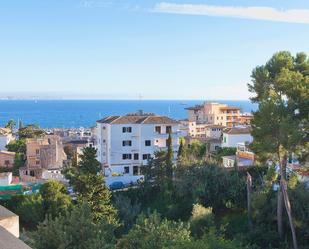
18;124;45;139
6;139;26;154
5;119;16;131
28;203;116;249
116;212;191;249
7;194;44;229
171;230;253;249
64;146;116;222
189;204;214;238
39;180;72;219
113;194;141;233
166;133;174;180
176;164;246;213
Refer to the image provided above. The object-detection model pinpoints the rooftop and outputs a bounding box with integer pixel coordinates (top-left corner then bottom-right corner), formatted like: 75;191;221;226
223;127;251;135
97;112;179;125
0;151;16;156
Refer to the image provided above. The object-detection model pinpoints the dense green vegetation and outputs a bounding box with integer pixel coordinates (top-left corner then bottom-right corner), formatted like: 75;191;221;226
0;51;308;248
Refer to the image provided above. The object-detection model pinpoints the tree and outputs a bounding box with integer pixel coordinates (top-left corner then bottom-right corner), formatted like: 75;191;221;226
39;180;72;219
248;51;309;248
113;195;141;233
116;212;191;249
5;119;16;132
9;194;44;229
166;133;174;180
189;204;214;238
27;203;116;249
18;124;45;139
64;147;116;222
6;139;26;154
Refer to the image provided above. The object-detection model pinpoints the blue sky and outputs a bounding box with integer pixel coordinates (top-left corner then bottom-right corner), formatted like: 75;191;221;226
1;0;309;100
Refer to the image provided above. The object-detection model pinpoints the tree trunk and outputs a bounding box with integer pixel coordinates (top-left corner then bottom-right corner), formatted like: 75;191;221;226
277;186;284;238
247;172;253;230
277;151;286;238
281;179;298;249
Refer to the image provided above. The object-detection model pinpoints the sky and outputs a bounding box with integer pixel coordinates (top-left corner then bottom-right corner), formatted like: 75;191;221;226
1;0;309;100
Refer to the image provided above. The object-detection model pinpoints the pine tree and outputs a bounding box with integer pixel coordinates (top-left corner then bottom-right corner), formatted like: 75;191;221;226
166;133;174;180
65;146;117;222
248;51;309;249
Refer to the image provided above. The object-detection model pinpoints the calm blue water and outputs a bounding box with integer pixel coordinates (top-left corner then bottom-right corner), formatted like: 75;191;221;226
0;100;257;128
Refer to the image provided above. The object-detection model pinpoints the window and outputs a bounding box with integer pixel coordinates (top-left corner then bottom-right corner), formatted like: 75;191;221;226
124;166;130;174
103;139;106;143
122;140;132;146
166;126;172;133
122;127;132;133
103;126;106;130
122;154;132;160
36;149;40;155
4;160;10;166
35;160;40;165
155;126;161;134
133;166;139;175
134;153;139;160
143;154;151;160
145;140;151;146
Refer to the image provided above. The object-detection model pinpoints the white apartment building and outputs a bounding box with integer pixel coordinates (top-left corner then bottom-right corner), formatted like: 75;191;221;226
221;127;253;148
96;112;180;176
0;128;13;151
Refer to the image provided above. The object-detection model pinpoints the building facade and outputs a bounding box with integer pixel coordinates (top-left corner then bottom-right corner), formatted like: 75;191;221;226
96;112;180;176
186;102;252;127
20;135;66;179
0;151;15;168
221;127;253;148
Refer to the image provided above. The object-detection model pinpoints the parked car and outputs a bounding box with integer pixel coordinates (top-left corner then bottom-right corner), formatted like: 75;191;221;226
109;181;125;190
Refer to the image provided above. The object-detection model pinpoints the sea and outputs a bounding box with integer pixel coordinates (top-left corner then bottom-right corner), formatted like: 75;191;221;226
0;100;257;128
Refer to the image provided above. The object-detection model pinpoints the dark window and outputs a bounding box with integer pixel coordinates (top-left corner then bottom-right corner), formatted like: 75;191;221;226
122;154;132;160
134;153;139;160
133;166;139;175
35;160;40;165
155;126;161;134
4;160;10;166
122;127;132;133
124;166;130;174
122;140;132;146
36;149;40;155
166;126;172;133
145;140;151;146
143;154;151;160
30;170;35;177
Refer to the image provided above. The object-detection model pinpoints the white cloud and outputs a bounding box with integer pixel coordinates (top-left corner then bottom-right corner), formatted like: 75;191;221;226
153;2;309;24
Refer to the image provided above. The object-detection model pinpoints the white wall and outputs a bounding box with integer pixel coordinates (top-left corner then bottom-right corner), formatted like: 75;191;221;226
0;134;12;151
0;173;12;186
222;133;253;148
97;122;180;176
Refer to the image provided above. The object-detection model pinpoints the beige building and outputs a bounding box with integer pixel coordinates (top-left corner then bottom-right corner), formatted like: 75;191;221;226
0;151;16;168
186;102;251;127
20;135;66;179
0;205;31;249
188;122;224;139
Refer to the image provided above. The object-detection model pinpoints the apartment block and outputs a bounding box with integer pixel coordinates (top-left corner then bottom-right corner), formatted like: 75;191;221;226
96;111;180;176
186;102;252;127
